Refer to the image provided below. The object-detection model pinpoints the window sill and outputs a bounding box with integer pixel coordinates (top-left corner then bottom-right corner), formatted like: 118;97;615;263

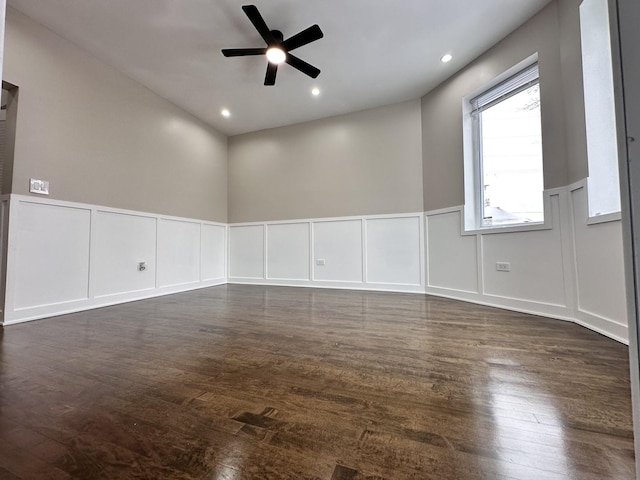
463;221;551;236
587;211;621;225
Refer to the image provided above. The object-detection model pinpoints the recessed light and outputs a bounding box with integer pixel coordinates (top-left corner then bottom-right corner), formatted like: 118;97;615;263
441;53;453;63
311;87;320;97
221;109;231;118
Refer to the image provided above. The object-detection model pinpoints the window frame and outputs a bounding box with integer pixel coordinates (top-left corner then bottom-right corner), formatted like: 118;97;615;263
462;55;551;234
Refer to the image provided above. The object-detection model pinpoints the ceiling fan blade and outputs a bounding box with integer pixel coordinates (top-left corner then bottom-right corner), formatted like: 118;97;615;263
282;25;324;52
285;54;321;78
264;63;278;86
222;48;267;57
242;5;275;45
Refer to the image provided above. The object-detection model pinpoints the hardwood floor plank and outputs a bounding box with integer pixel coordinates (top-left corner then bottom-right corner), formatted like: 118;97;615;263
0;285;634;479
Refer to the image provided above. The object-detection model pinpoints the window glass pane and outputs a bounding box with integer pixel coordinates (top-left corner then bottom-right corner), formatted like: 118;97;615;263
480;84;544;226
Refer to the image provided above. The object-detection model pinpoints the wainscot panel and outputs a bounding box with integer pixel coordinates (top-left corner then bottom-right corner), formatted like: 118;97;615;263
313;219;364;283
157;218;201;288
92;210;156;298
267;223;310;281
229;224;264;280
366;216;422;286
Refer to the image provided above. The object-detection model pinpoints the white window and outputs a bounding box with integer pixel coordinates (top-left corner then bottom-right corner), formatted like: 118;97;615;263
580;0;620;218
467;62;544;228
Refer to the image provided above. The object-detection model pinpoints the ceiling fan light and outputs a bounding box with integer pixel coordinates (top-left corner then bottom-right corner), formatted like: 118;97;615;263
266;47;286;64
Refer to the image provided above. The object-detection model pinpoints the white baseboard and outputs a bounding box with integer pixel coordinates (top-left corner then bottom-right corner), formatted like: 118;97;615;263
228;278;425;294
2;279;226;326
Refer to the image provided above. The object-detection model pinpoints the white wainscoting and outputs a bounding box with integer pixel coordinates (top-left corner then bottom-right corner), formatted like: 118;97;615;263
425;182;628;344
2;195;227;325
229;225;264;279
569;185;628;341
2;181;628;344
229;213;425;292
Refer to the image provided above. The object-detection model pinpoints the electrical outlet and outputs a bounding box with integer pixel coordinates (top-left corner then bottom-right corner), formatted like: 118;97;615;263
316;259;326;266
29;178;49;195
496;262;511;272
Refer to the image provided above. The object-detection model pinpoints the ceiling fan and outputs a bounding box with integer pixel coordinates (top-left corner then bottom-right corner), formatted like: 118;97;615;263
222;5;324;86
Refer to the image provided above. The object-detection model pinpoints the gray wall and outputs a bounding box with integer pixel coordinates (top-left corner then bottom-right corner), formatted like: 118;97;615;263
228;99;423;223
4;0;591;223
421;0;588;211
558;0;589;182
4;8;228;222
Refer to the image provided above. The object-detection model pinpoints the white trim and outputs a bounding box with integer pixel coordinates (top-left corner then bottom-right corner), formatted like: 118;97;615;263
425;200;555;237
229;211;425;227
424;212;431;288
461;190;554;235
464;53;540;104
418;213;426;289
464;221;551;235
482;292;566;309
263;222;269;280
310;221;316;282
569;179;622;224
94;286;157;300
14;194;226;227
476;233;485;295
424;286;577;323
463;53;545;233
362;218;368;285
228;279;424;294
586;211;622;224
2;280;227;326
573;313;628;345
558;187;577;314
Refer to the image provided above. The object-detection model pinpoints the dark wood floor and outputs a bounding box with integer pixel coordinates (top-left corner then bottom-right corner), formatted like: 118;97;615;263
0;285;634;479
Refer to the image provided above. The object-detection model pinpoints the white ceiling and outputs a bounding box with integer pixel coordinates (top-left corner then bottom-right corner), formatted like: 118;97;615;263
6;0;552;136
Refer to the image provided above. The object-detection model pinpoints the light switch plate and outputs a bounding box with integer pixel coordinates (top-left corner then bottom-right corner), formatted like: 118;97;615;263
29;178;49;195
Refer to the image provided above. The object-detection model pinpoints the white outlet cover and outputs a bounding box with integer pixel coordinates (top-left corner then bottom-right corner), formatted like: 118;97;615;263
316;259;326;266
29;178;50;195
496;262;511;272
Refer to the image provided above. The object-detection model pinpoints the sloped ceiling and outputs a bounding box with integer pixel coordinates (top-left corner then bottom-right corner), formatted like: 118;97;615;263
7;0;552;136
